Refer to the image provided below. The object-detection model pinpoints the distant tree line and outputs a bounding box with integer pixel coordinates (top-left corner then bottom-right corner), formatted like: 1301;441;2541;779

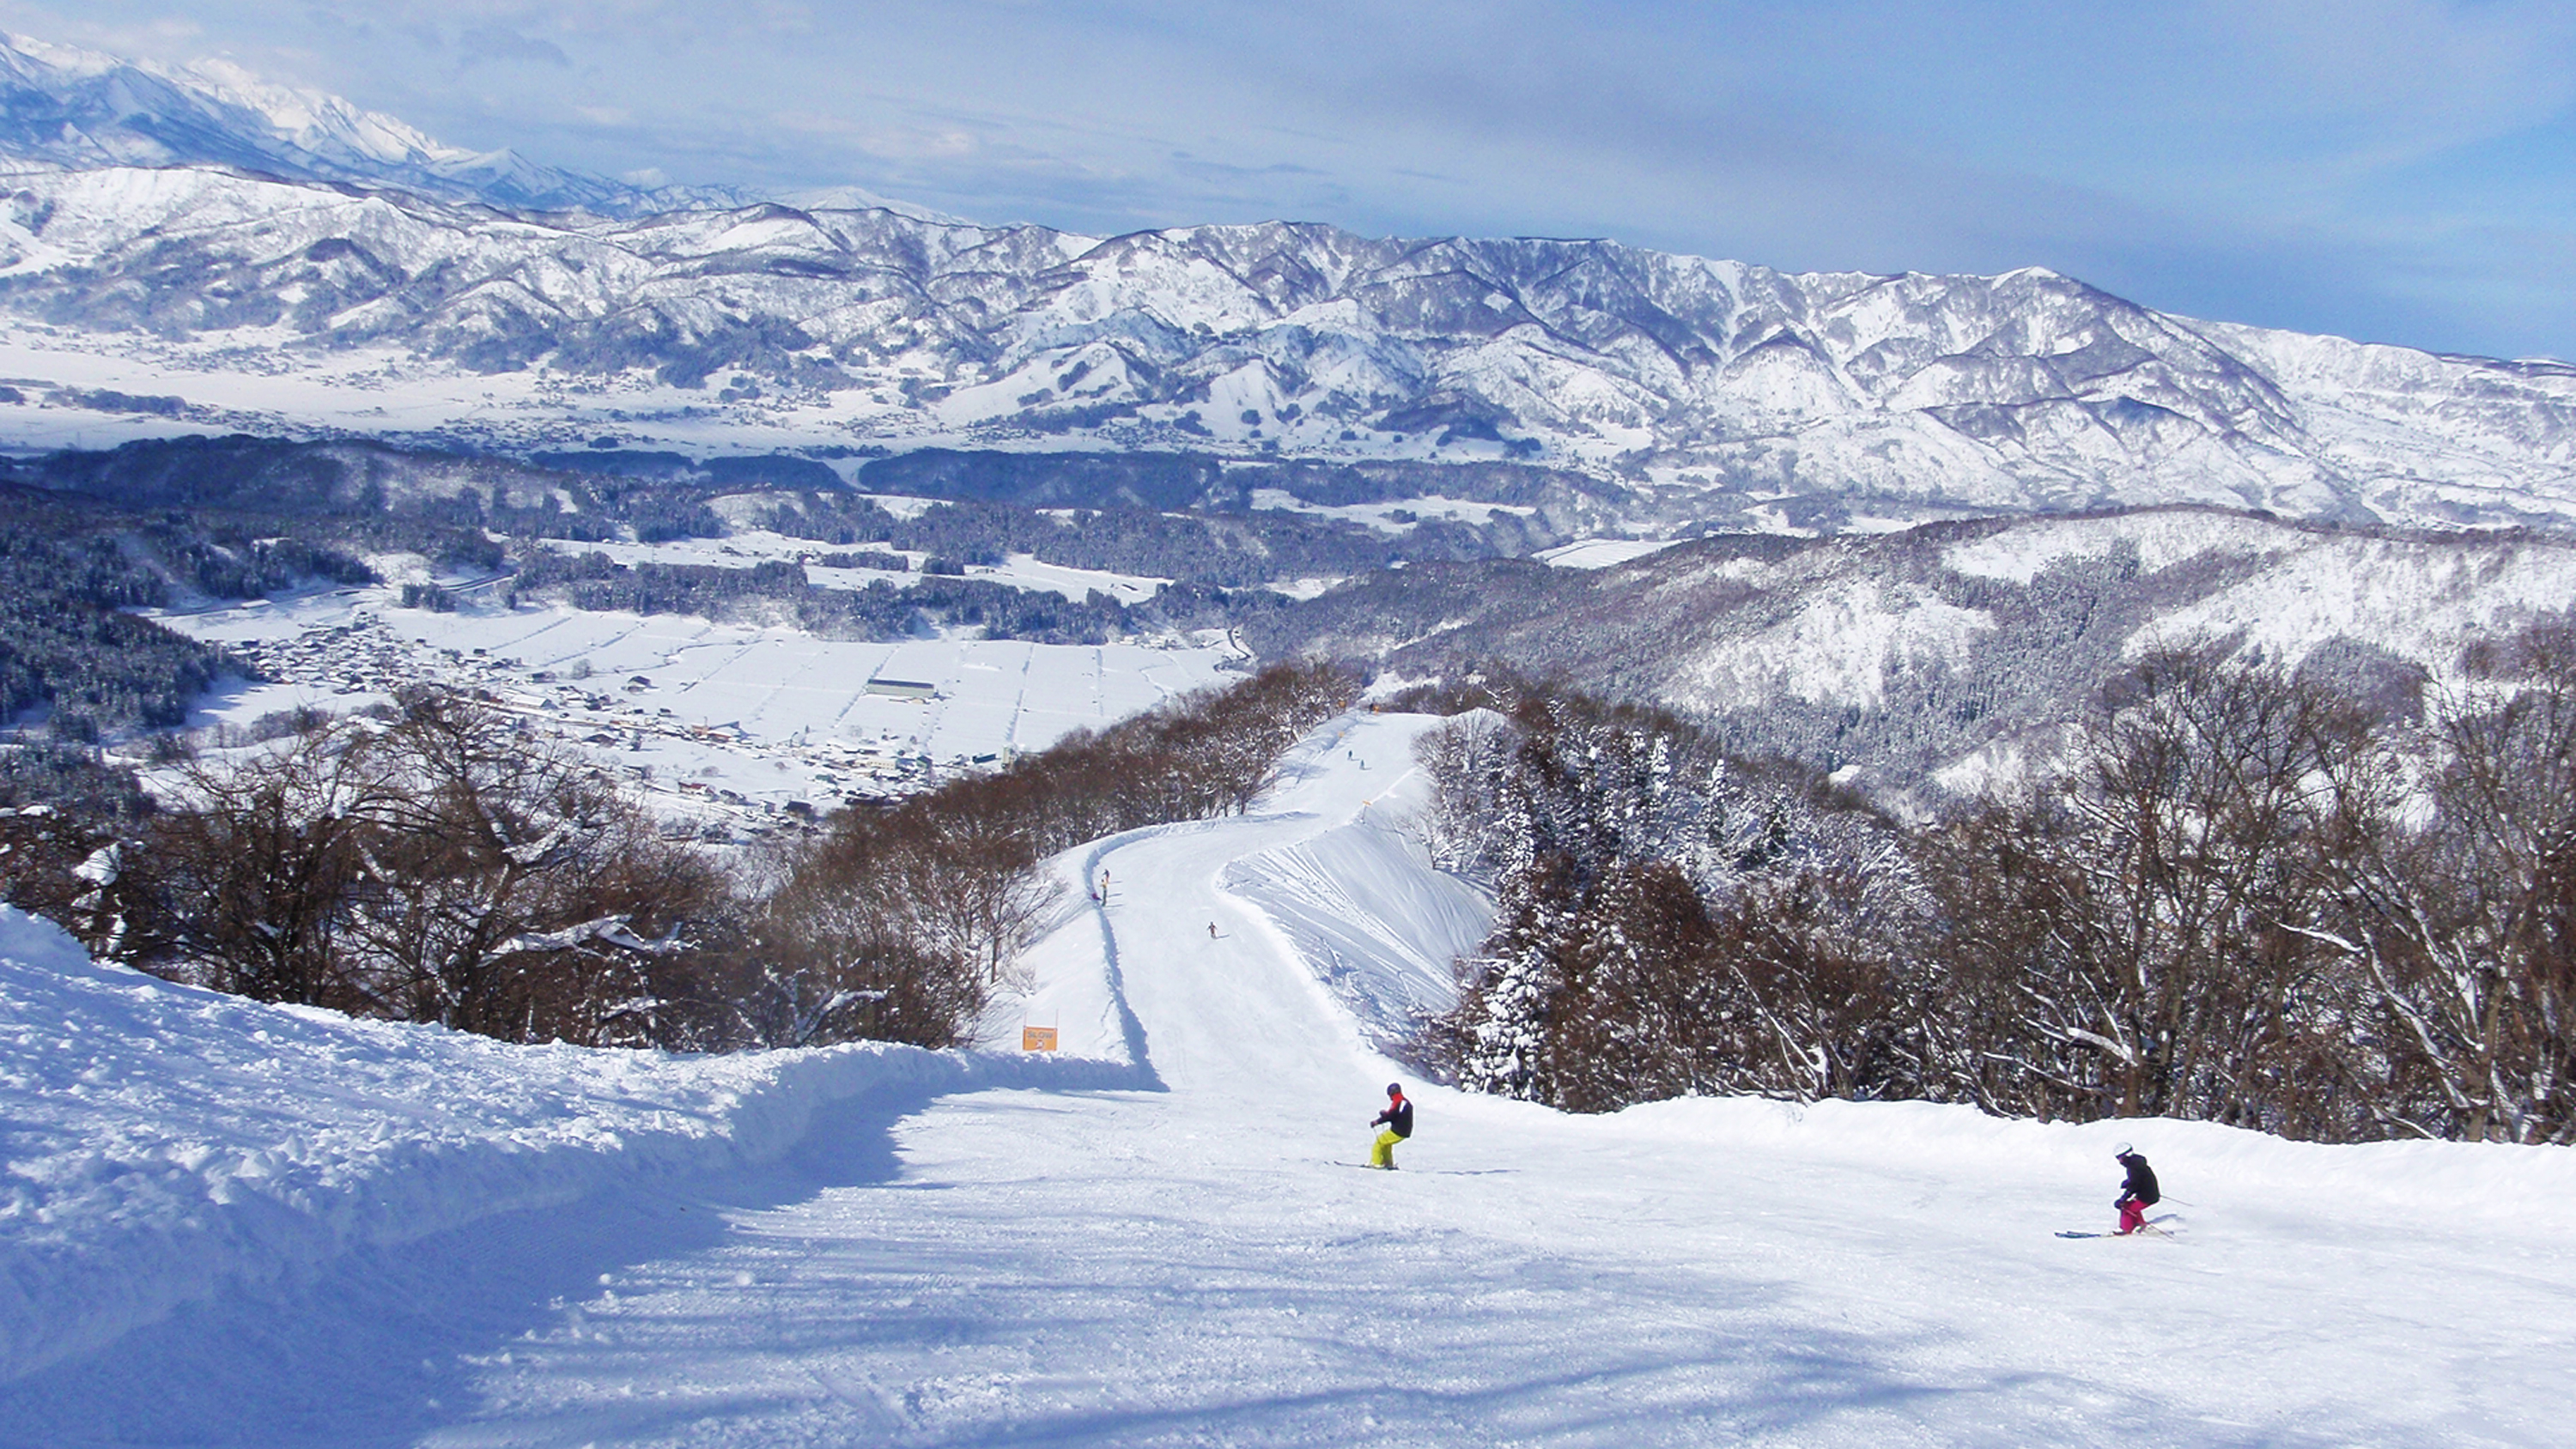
0;478;529;737
1414;638;2576;1145
511;549;1151;645
0;494;239;736
512;547;1296;645
810;549;912;573
14;436;1572;659
145;524;378;598
39;439;1550;593
20;433;1599;609
745;490;1529;587
487;484;725;544
1;665;1350;1053
849;447;1593;513
22;435;719;549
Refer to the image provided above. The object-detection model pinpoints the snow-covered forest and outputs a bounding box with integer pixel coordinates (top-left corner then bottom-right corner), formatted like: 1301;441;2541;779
1417;644;2576;1145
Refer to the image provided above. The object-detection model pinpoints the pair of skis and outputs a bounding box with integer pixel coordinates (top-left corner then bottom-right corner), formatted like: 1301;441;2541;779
2057;1218;2181;1240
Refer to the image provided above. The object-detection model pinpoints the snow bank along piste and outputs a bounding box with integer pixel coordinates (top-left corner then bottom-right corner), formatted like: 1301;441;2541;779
0;906;1139;1383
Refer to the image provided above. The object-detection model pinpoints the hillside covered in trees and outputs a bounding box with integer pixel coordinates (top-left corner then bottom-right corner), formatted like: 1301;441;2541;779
1408;640;2576;1145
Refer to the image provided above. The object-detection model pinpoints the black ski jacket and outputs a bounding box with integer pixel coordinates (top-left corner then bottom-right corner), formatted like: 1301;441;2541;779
2117;1153;2160;1206
1373;1097;1413;1138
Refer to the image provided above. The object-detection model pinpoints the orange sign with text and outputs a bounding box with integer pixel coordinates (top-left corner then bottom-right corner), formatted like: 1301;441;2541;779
1022;1026;1060;1052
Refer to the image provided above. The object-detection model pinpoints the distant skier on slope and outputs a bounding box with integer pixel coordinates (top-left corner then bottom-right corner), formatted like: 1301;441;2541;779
2113;1144;2160;1235
1369;1083;1413;1170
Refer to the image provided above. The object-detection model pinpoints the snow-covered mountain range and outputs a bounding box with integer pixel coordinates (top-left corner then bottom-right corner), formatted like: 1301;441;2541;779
0;33;2573;536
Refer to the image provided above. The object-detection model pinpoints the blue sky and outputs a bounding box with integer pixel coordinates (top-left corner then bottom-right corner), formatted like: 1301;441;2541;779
10;0;2576;361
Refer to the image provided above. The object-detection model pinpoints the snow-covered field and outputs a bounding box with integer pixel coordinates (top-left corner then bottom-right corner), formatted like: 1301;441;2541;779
1533;537;1685;569
152;584;1236;824
4;714;2572;1446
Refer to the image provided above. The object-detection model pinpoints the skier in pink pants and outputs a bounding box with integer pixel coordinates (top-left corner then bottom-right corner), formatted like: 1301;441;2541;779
2113;1145;2160;1234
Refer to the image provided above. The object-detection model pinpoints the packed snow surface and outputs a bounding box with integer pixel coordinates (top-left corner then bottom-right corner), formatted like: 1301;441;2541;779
4;716;2573;1446
0;906;1127;1391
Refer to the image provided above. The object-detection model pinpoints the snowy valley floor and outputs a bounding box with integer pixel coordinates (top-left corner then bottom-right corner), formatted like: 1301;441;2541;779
4;713;2573;1447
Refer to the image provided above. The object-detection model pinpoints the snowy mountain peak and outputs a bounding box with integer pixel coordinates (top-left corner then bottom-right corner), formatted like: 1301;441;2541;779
2;32;435;162
173;53;465;168
0;31;627;212
0;32;979;224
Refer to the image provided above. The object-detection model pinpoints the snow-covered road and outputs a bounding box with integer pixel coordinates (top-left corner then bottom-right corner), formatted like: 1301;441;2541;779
5;713;2573;1446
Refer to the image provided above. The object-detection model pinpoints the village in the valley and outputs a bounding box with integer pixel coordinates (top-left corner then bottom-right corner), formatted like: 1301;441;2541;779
150;585;1236;846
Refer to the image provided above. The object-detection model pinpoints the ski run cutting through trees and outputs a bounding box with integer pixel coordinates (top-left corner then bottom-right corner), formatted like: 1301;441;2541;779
3;712;2571;1446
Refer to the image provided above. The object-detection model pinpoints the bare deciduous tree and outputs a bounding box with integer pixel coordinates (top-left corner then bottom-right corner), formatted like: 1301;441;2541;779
151;722;392;1010
344;689;723;1045
2323;627;2576;1143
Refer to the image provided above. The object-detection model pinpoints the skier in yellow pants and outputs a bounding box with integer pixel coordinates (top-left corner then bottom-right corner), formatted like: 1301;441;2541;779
1368;1082;1413;1169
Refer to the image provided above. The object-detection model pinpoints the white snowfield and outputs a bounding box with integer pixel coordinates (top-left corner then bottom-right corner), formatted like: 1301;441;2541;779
4;714;2573;1446
156;587;1235;832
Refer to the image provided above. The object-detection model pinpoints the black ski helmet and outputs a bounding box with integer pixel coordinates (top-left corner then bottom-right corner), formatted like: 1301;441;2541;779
1387;1082;1403;1097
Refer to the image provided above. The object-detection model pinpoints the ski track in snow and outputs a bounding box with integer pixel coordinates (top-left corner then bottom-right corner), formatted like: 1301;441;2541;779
3;714;2573;1446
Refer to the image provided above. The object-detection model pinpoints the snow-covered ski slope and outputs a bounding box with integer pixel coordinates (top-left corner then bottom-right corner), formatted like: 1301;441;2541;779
3;713;2573;1446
